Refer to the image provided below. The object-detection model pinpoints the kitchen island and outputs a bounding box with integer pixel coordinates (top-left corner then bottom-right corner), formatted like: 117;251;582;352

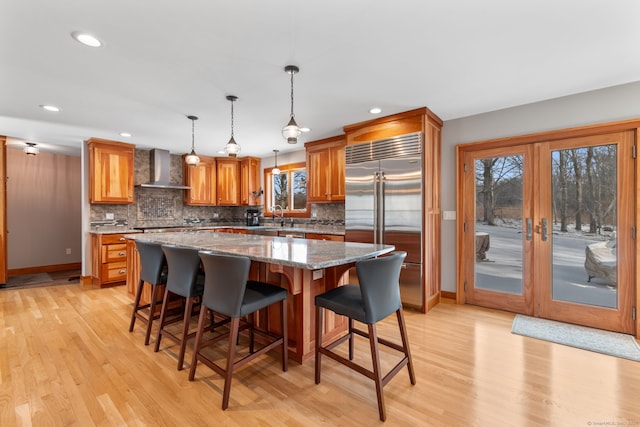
125;231;394;363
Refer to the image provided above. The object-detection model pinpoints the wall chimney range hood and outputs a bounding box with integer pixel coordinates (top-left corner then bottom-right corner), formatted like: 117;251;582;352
137;149;191;189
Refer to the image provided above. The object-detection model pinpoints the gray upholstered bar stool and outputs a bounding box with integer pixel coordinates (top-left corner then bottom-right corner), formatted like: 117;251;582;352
154;245;204;370
189;252;288;410
314;251;415;422
129;241;167;345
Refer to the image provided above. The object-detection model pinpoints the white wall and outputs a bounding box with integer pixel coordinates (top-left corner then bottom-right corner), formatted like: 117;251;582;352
440;81;640;292
7;148;82;269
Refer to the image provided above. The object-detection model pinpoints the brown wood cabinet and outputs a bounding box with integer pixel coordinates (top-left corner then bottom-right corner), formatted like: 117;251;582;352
91;233;136;287
216;157;240;205
183;155;217;206
87;138;134;204
305;135;345;202
215;228;247;234
305;233;344;242
240;156;262;206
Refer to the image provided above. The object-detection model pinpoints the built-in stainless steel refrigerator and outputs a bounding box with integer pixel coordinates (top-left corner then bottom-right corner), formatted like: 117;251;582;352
345;132;423;310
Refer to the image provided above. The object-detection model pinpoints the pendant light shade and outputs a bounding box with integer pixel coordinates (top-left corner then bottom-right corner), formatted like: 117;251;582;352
282;65;302;144
23;142;39;156
224;95;241;156
184;115;200;166
272;149;281;175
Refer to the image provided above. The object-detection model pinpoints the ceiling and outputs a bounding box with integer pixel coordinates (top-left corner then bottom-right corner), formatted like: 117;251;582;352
2;1;640;158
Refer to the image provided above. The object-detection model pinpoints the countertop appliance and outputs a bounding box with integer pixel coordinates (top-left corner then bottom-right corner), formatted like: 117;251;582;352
246;209;260;226
345;132;423;310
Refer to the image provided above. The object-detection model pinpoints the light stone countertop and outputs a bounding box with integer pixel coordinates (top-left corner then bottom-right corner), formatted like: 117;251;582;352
125;231;392;270
90;224;345;236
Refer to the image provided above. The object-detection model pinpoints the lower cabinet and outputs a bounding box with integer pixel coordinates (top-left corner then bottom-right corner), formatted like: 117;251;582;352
91;233;134;287
215;228;247;234
305;233;344;242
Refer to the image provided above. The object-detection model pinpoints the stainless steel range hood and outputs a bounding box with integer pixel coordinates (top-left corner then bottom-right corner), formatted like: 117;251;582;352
137;149;191;189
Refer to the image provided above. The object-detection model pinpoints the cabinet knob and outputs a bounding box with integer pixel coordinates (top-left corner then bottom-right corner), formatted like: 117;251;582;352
119;237;125;241
119;269;126;274
118;251;125;256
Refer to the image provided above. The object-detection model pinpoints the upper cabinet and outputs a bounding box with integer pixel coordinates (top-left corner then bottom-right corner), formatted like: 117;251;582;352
182;155;259;206
240;156;262;206
87;138;135;204
216;157;240;206
305;135;346;202
183;154;216;206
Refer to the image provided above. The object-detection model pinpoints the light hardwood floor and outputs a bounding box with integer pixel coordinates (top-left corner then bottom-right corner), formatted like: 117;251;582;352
1;281;639;426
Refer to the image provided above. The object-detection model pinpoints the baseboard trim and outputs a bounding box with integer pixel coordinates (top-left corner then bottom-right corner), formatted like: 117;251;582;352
441;291;456;300
8;262;81;277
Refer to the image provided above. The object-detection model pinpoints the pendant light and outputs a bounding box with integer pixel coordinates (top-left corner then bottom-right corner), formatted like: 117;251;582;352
23;142;39;156
272;149;281;175
282;65;302;144
224;95;241;156
184;115;200;166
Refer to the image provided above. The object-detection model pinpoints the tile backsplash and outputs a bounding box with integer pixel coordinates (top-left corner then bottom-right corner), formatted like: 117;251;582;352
89;149;345;228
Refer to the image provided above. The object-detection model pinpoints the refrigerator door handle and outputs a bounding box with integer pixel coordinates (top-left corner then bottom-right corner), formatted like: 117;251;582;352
378;171;385;245
373;171;379;245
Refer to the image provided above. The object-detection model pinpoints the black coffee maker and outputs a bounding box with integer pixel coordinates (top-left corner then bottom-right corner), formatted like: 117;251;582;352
246;209;260;226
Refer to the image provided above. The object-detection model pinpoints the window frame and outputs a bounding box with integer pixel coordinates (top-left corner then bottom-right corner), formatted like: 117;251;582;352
264;161;309;218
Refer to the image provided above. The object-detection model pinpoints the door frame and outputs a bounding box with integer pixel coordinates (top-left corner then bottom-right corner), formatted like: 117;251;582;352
456;118;640;338
0;136;6;284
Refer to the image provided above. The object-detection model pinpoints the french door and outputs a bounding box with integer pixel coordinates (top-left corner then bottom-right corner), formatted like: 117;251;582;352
459;131;635;334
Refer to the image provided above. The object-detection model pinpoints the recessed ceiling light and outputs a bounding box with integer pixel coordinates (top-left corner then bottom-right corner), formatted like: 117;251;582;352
369;107;382;114
119;132;132;138
40;104;60;112
300;127;311;133
71;31;103;48
217;149;226;154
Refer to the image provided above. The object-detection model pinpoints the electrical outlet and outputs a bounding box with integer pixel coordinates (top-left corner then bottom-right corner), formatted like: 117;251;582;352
312;270;323;280
105;213;115;220
311;212;317;218
213;213;219;218
66;248;72;255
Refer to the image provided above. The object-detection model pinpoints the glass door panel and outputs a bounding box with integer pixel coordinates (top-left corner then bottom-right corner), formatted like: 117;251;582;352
538;132;635;334
462;145;535;315
550;145;617;308
474;155;524;295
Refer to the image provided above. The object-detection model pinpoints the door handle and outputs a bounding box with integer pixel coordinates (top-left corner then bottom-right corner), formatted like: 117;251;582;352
526;218;533;241
541;218;548;242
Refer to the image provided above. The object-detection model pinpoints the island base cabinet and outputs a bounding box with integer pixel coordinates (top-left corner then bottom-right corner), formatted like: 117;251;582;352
124;242;352;364
126;238;165;309
252;261;351;364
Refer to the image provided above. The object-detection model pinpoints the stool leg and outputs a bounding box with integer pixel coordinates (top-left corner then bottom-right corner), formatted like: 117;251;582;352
222;317;240;410
397;308;416;385
177;297;195;371
281;298;288;372
314;305;323;384
154;287;171;352
249;312;255;353
144;283;159;345
129;279;145;332
368;324;386;422
188;306;209;381
348;318;354;360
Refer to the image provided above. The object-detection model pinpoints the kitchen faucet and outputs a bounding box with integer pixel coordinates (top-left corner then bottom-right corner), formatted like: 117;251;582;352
273;205;284;226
